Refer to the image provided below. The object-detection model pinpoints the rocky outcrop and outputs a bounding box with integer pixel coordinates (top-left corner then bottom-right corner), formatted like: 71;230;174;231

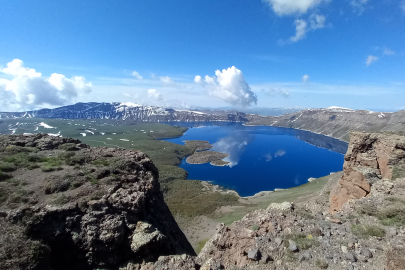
0;135;194;270
329;132;405;213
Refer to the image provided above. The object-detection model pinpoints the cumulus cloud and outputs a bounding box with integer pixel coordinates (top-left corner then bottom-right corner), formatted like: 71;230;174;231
290;19;307;42
147;89;162;100
0;59;92;111
366;55;379;66
302;74;310;82
195;66;257;107
263;0;326;16
160;76;175;86
132;71;143;80
309;14;326;29
262;87;290;98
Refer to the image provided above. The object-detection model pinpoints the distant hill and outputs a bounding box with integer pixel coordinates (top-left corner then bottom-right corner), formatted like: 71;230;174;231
247;106;405;141
0;102;259;122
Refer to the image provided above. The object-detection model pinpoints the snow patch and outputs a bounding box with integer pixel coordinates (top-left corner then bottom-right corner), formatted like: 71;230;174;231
80;133;87;137
39;122;56;129
119;139;130;141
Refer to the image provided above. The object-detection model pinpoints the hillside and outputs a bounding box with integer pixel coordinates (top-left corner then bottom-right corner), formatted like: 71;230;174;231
247;107;405;142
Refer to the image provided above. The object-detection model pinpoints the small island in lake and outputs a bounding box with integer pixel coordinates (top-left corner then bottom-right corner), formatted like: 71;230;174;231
184;140;230;166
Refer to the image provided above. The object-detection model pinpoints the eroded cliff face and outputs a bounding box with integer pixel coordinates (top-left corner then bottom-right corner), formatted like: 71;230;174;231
0;135;194;270
329;132;405;213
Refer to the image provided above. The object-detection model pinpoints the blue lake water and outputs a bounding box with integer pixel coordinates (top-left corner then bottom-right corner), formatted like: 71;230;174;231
164;122;348;197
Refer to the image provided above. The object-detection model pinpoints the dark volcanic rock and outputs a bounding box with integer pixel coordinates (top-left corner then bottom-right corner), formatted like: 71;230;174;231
0;135;194;270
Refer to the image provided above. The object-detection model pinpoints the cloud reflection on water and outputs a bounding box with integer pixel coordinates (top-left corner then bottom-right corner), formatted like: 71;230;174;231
212;130;255;168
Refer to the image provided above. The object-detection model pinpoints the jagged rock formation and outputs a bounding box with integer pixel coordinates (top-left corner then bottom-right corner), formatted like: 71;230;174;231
0;135;194;270
329;132;405;213
247;107;405;142
0;102;257;123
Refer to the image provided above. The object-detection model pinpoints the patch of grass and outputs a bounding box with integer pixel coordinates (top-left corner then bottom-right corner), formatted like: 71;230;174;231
90;191;104;201
91;159;110;167
52;194;69;205
251;224;259;231
164;180;240;217
0;162;17;172
4;145;38;153
41;164;63;172
392;165;405;180
315;259;329;269
196;239;209;254
157;164;188;183
357;203;378;216
285;234;319;250
44;176;71;194
377;204;405;226
295;208;315;220
351;224;385;239
58;151;76;160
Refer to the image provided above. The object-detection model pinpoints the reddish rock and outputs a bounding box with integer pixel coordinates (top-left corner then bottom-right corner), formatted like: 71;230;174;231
330;132;405;213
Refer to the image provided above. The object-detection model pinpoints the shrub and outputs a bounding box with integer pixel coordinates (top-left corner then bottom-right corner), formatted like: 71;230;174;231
52;194;69;205
285;234;319;250
377;204;405;226
357;203;378;216
41;165;63;172
58;151;75;160
44;176;70;194
351;224;385;238
0;162;17;172
4;145;38;153
0;171;12;181
315;259;329;269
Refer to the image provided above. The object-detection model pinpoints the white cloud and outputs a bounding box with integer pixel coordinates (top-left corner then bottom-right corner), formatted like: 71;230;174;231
309;14;326;29
132;71;143;80
194;75;202;83
366;55;379;66
350;0;369;14
263;0;326;16
290;19;307;42
0;59;92;111
383;48;395;55
195;66;258;107
302;74;310;82
160;76;175;86
147;89;162;100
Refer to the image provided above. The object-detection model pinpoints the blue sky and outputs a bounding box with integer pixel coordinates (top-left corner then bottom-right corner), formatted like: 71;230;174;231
0;0;404;112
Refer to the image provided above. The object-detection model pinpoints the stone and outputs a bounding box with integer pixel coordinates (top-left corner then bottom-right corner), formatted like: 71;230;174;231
288;240;298;252
247;248;261;261
345;253;357;262
360;248;373;259
330;218;342;224
387;227;397;237
274;237;283;246
341;246;348;253
260;253;271;263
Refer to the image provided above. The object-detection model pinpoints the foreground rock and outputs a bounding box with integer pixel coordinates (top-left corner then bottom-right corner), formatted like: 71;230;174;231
0;134;194;270
330;131;405;213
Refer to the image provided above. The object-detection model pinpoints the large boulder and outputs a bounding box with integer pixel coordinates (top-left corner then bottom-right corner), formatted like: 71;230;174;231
329;132;405;213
